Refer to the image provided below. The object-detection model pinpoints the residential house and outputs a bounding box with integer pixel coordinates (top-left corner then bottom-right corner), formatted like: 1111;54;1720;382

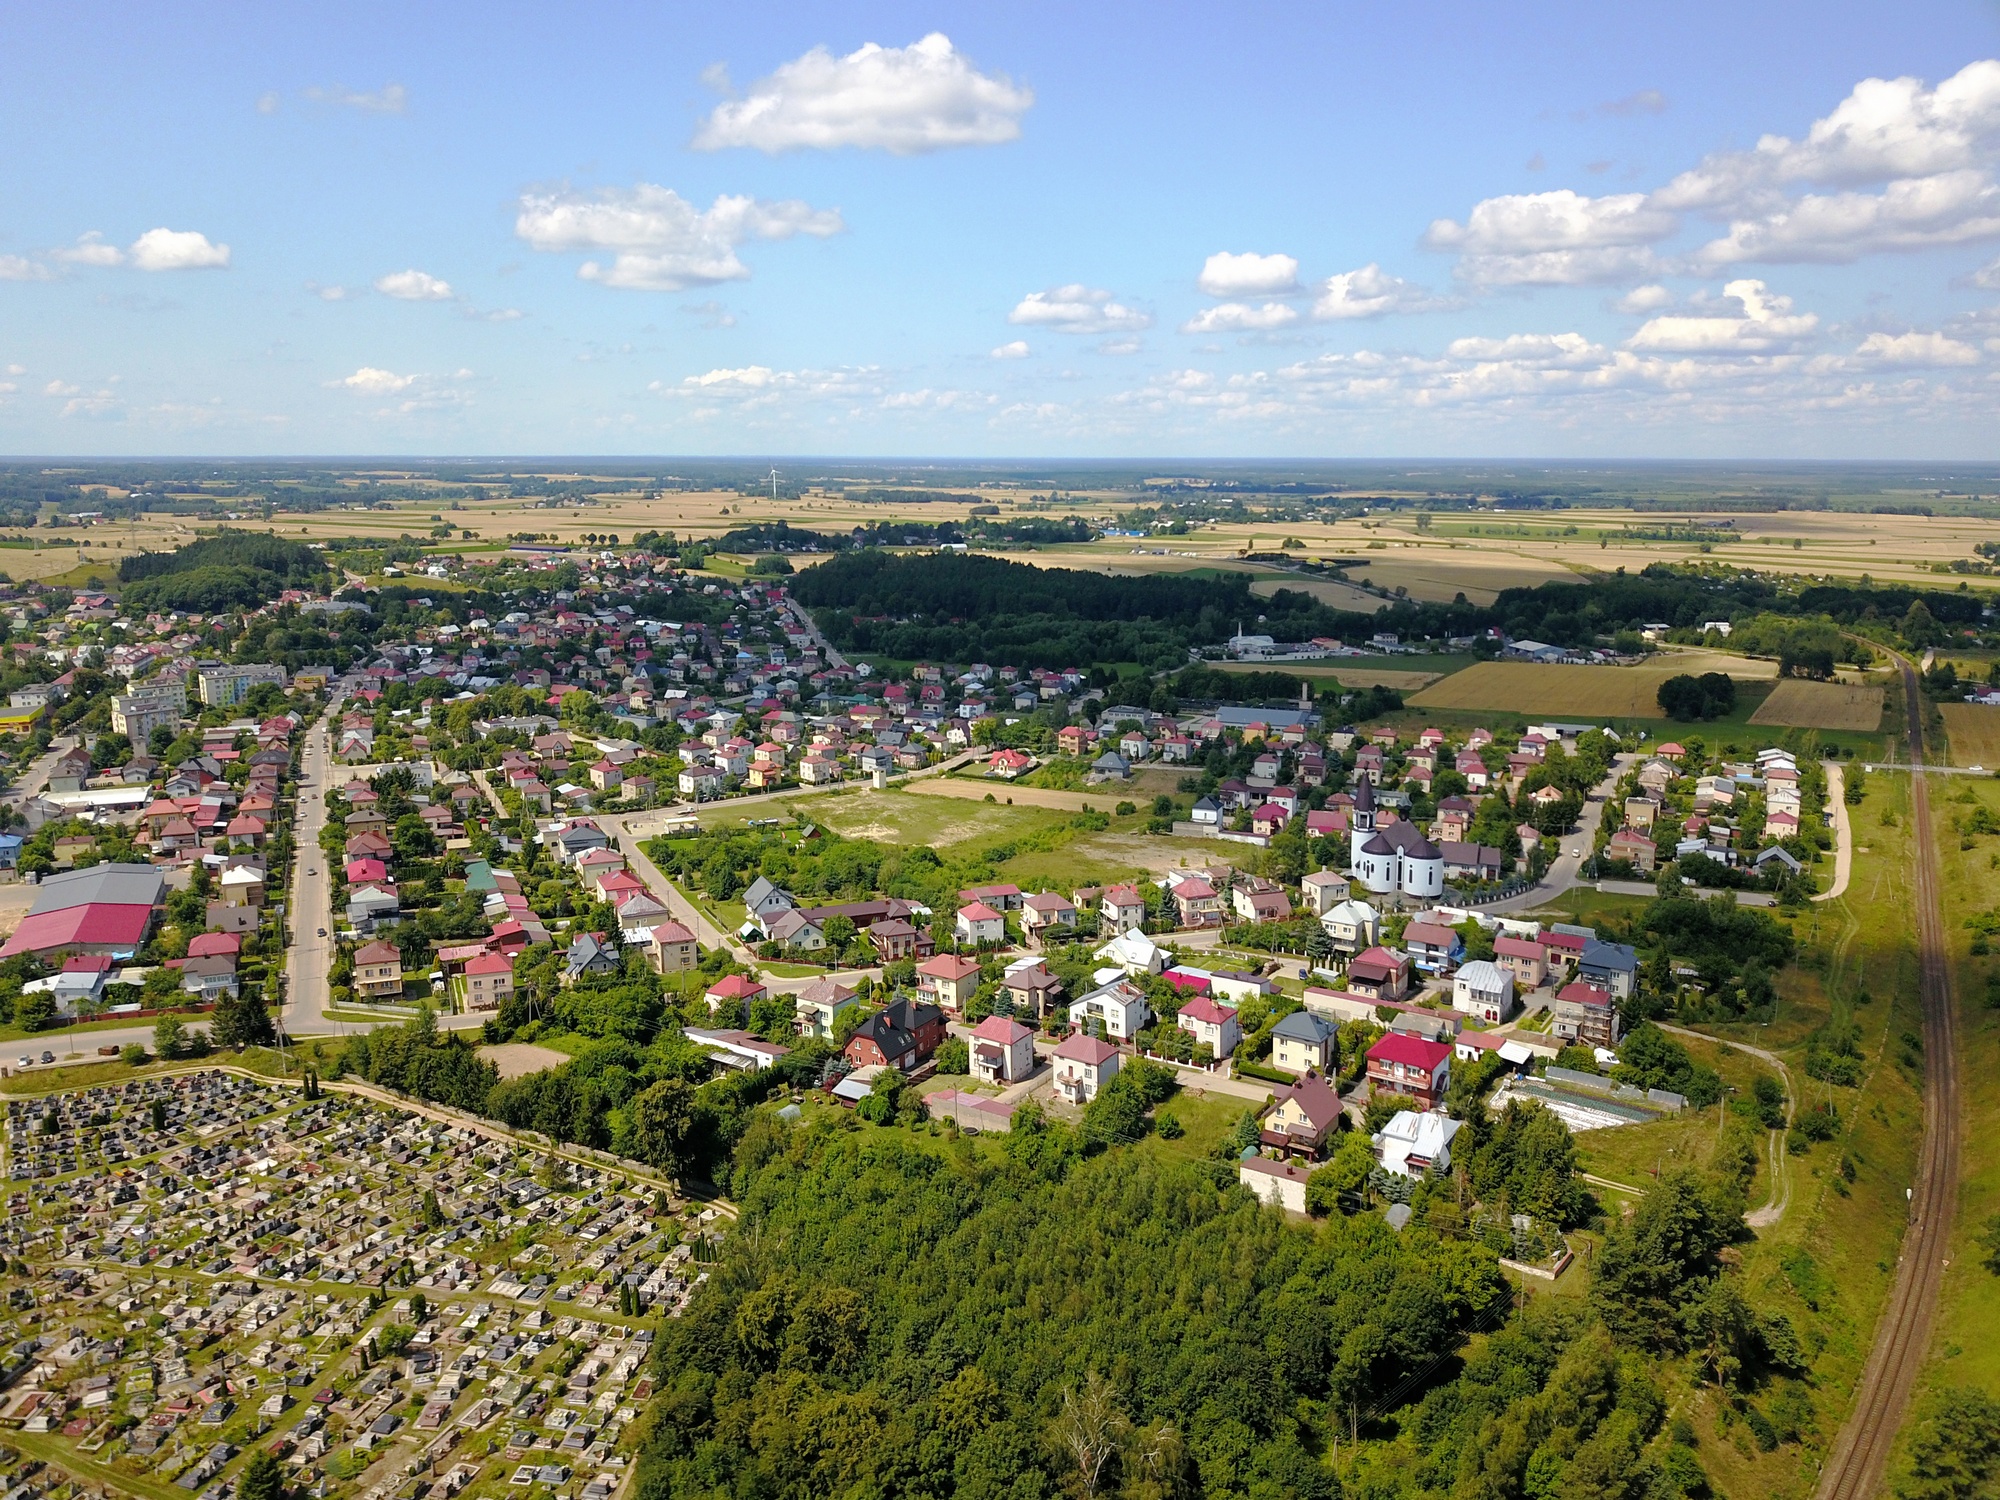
968;1017;1036;1085
844;998;946;1071
463;952;516;1012
1493;934;1549;990
1553;980;1619;1048
352;940;404;1001
1230;878;1292;925
180;954;239;1003
1450;959;1515;1024
1068;978;1152;1041
649;919;699;974
1606;830;1658;872
1052;1033;1121;1104
1299;870;1350;916
1238;1156;1313;1214
1579;940;1639;1001
1374;1110;1463;1178
1402;920;1464;975
794;977;858;1040
1100;884;1147;934
1175;995;1242;1059
1171;877;1226;929
868;918;925;962
1020;891;1077;944
704;972;768;1021
565;931;621;983
954;901;1006;947
1366;1032;1452;1107
1258;1073;1343;1158
916;954;982;1012
1346;945;1412;1002
1001;960;1065;1019
1320;898;1380;955
1269;1009;1339;1076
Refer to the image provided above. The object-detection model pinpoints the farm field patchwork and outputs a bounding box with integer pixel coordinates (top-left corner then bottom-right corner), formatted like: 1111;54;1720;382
1748;678;1887;732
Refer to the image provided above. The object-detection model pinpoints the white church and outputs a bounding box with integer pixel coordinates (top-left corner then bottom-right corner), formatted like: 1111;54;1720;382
1348;779;1445;900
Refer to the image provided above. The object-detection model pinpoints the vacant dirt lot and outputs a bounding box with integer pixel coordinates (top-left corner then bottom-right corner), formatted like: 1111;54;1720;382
1748;679;1886;732
477;1043;571;1080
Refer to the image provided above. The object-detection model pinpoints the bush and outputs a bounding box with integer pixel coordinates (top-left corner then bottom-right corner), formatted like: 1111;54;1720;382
934;1036;969;1074
120;1044;147;1066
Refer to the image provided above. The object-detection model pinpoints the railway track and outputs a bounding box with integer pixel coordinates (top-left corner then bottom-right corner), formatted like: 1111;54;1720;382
1814;657;1962;1500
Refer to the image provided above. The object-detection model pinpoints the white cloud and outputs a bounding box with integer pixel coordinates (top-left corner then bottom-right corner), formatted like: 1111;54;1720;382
127;228;230;271
1615;284;1673;313
1855;329;1980;365
1626;279;1818;353
692;33;1030;154
44;380;77;396
515;184;842;291
375;269;455;301
1969;255;2000;288
305;282;355;301
1694;169;2000;263
304;83;408;114
335;367;418;394
1312;263;1446;318
1197;251;1300;298
0;255;51;282
1180;301;1300;333
53;232;125;268
1007;284;1151;334
990;340;1030;359
1656;60;2000;212
1444;332;1606;366
1425;190;1676;284
1097;336;1146;355
256;91;280;115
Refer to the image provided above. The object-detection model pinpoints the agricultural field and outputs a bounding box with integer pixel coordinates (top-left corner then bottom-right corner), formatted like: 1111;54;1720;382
1749;678;1887;732
1208;659;1445;690
1938;702;2000;766
1409;653;1778;719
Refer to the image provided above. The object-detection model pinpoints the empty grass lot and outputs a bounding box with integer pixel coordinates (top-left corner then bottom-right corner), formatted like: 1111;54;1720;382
1748;678;1887;733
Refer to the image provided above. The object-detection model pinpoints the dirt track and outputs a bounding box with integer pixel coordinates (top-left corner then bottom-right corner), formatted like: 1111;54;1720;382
1814;657;1961;1500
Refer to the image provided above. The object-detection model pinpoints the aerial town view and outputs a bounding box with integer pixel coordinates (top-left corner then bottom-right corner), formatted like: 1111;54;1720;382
2;6;1999;1500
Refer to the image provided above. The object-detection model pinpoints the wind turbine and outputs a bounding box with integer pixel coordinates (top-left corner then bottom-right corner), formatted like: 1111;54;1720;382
767;468;781;502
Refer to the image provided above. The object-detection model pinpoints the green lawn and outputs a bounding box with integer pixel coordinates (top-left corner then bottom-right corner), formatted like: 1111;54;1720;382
814;790;1082;855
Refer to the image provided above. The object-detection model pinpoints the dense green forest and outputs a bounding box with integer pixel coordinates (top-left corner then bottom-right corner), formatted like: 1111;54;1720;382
117;529;332;611
790;552;1986;668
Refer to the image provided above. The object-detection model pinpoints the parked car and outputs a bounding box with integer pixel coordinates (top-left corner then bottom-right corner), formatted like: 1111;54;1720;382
39;1052;53;1065
15;1056;30;1068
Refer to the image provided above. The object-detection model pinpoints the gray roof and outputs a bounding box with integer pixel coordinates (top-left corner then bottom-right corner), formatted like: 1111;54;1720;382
1580;939;1639;974
30;862;164;916
1270;1009;1338;1044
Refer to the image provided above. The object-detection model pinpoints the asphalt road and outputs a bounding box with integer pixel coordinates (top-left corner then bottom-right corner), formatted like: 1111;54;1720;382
1814;657;1961;1500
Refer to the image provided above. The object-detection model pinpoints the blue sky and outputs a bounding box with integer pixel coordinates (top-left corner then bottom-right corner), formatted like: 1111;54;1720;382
4;0;2000;457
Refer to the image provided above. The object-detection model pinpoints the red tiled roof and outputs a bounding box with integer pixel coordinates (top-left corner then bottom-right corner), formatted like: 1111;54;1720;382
1366;1033;1451;1071
1;905;152;957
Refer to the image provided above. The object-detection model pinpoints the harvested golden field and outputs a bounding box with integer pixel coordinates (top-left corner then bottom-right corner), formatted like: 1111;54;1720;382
1411;656;1775;718
1940;703;2000;766
1747;678;1885;732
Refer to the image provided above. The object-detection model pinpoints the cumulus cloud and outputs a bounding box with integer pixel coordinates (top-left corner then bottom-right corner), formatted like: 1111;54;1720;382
335;367;418;394
1007;285;1151;334
1967;255;2000;288
655;364;888;412
304;83;408;113
305;282;356;301
1656;60;2000;211
1424;190;1676;284
990;340;1030;359
1615;284;1673;313
374;269;455;301
1196;251;1300;298
128;229;230;271
1181;302;1300;333
1855;329;1980;365
53;233;126;268
1625;279;1818;353
515;184;842;291
0;255;51;282
1694;169;2000;263
1312;264;1446;319
692;33;1030;154
1444;332;1606;367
